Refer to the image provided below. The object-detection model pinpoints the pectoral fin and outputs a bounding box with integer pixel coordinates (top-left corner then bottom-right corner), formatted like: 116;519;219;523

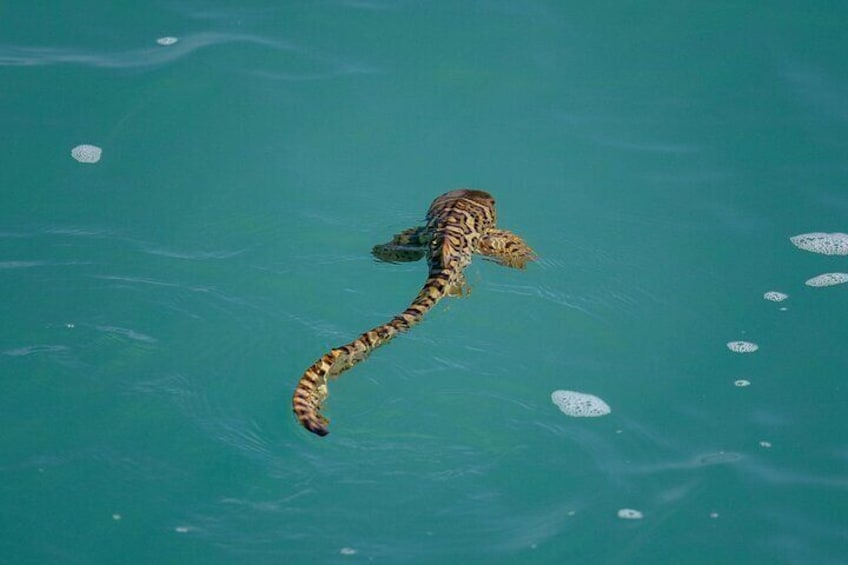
372;226;426;263
476;229;537;269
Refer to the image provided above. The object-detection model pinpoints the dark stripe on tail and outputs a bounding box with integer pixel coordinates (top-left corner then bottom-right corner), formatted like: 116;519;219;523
291;273;450;436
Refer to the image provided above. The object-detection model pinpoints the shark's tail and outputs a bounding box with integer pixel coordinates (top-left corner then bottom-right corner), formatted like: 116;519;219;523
292;271;452;436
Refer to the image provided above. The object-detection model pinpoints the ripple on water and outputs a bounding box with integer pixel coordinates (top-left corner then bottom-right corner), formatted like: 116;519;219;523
0;32;368;79
3;344;69;357
95;325;158;344
697;451;743;465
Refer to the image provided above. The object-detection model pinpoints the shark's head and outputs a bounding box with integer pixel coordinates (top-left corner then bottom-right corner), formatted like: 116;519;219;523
437;188;495;208
428;189;497;221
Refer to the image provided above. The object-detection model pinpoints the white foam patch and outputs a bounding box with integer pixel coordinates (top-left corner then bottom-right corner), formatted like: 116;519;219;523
805;272;848;287
727;341;758;353
156;36;179;46
71;144;102;163
790;232;848;255
551;390;611;417
617;508;643;520
734;379;751;387
339;548;357;556
763;291;788;302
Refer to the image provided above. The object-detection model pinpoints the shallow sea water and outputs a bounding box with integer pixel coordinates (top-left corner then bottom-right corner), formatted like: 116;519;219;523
1;2;847;564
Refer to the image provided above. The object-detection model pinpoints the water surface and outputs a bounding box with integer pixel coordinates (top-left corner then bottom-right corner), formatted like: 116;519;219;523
1;2;847;563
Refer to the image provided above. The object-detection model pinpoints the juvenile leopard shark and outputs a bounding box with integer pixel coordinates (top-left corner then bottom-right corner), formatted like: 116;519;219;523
292;189;536;436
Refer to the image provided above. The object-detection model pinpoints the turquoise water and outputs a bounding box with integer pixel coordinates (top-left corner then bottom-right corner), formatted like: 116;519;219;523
2;2;847;563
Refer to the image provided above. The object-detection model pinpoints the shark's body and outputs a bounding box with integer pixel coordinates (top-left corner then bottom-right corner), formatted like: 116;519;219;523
292;189;535;436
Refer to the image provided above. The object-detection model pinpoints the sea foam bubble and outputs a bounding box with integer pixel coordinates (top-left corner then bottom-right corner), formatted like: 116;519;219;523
763;291;788;302
805;272;848;288
551;390;611;417
727;341;758;353
617;508;643;520
790;232;848;256
71;144;102;163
